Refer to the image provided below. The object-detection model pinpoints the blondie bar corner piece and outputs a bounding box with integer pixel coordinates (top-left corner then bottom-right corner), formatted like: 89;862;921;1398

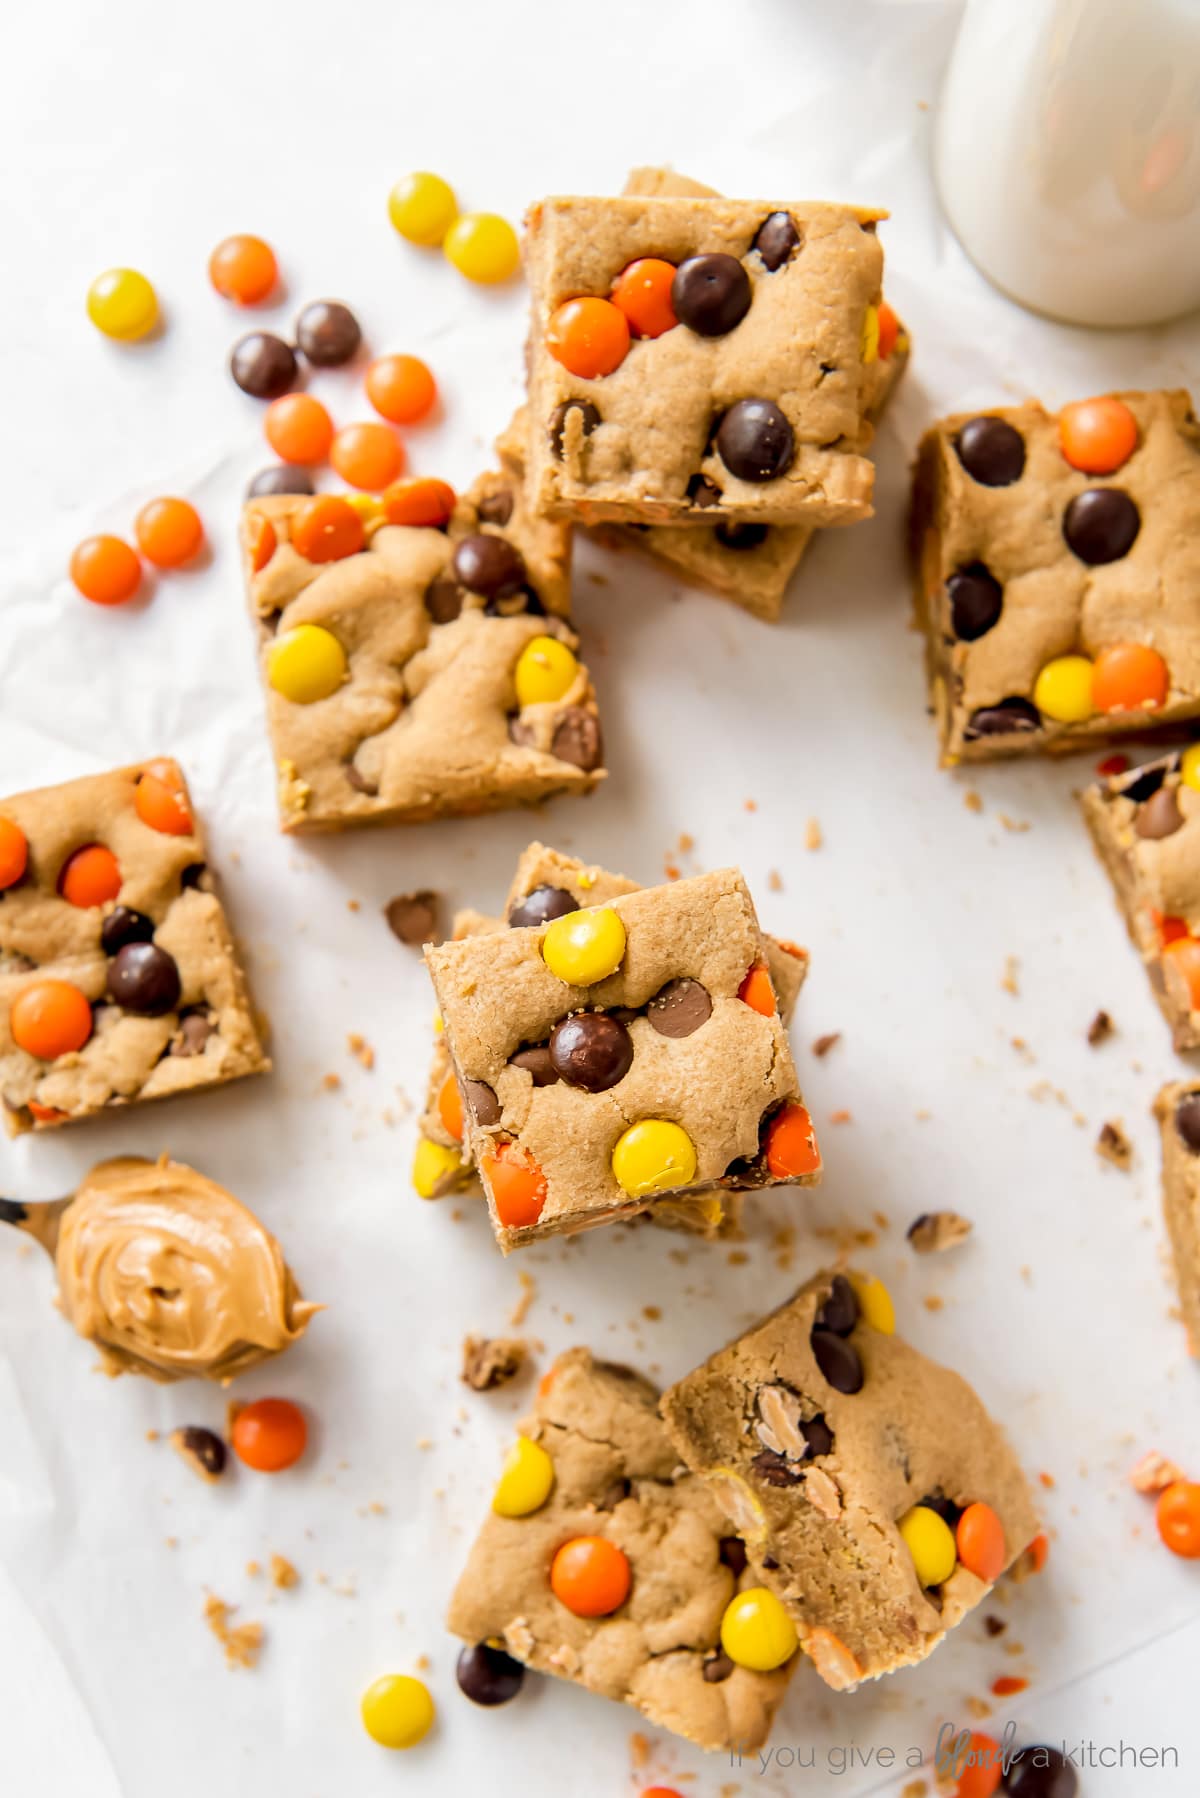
1081;747;1200;1050
523;186;886;529
423;866;819;1252
0;760;268;1134
446;1347;795;1754
1154;1082;1200;1355
911;388;1200;765
240;466;604;833
660;1267;1039;1691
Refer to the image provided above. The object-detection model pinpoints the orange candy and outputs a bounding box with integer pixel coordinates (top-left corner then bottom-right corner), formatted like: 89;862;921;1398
330;421;406;491
437;1073;464;1143
382;477;457;529
1164;936;1200;1010
1059;396;1139;474
738;963;776;1017
58;845;121;909
611;258;678;339
134;497;204;569
231;1397;307;1472
955;1501;1006;1583
765;1102;821;1179
484;1143;547;1229
246;511;277;573
208;234;278;305
877;299;901;360
27;1101;67;1124
950;1732;1003;1798
546;297;630;379
0;817;28;889
135;761;192;836
366;354;437;425
550;1535;631;1617
1152;909;1190;947
265;393;334;465
1156;1479;1200;1558
1091;642;1169;713
70;534;142;606
290;495;365;564
10;979;93;1059
642;1790;686;1798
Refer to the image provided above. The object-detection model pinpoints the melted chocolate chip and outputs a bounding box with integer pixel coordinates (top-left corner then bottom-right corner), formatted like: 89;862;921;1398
230;332;297;399
100;906;155;956
955;416;1026;486
1063;487;1141;564
465;1079;501;1125
751;1449;805;1486
702;1650;734;1683
964;697;1042;739
1004;1747;1079;1798
802;1414;834;1457
550;708;603;772
507;885;578;929
106;942;181;1016
549;1012;633;1092
176;1425;226;1477
1135;785;1184;839
424;576;465;623
716;399;794;482
345;763;379;796
509;1045;559;1087
672;254;752;336
476;488;514;527
294;300;361;367
815;1273;859;1336
170;1012;215;1057
687;473;723;508
1118;761;1168;803
1175;1093;1200;1152
455;1642;525;1707
753;212;801;271
948;564;1004;640
384;891;440;946
246;466;315;499
715;521;769;550
811;1328;864;1394
549;398;600;460
718;1536;747;1575
646;978;712;1038
180;863;209;890
452;534;527;600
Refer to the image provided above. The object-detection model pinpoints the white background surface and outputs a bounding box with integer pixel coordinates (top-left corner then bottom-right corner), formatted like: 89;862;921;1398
2;2;1199;1794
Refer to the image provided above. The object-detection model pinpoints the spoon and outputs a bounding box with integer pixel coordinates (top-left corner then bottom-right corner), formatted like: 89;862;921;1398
0;1194;72;1259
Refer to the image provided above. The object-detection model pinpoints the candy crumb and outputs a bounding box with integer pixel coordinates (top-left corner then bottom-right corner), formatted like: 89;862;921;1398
830;1108;852;1124
922;1295;944;1312
1129;1450;1186;1494
347;1033;375;1070
461;1334;528;1391
321;1072;342;1092
1087;1009;1115;1045
1096;1119;1133;1170
907;1210;972;1254
203;1596;263;1670
812;1032;841;1057
991;1675;1028;1696
804;817;823;850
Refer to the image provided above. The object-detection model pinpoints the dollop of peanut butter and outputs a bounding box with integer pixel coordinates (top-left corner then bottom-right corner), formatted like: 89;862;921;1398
56;1156;318;1382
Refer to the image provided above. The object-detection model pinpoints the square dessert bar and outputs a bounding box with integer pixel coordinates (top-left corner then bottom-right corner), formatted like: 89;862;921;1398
241;466;603;833
1082;749;1200;1050
415;842;810;1245
524;189;885;528
1154;1081;1200;1354
911;389;1200;764
0;761;268;1133
424;866;819;1251
661;1268;1038;1690
447;1347;795;1753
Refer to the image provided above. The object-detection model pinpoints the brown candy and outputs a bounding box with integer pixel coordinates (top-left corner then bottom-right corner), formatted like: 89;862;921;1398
646;978;712;1038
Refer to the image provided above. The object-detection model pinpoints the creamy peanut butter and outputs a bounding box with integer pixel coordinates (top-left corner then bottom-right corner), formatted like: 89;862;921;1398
55;1155;318;1382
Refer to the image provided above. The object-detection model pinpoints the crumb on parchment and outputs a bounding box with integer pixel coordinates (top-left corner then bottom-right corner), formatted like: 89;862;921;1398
509;1271;537;1327
461;1334;528;1391
1000;955;1020;996
804;817;822;850
907;1211;973;1255
1096;1119;1133;1170
812;1031;841;1057
1087;1010;1115;1046
1129;1450;1185;1493
204;1596;263;1669
270;1554;300;1589
347;1033;375;1070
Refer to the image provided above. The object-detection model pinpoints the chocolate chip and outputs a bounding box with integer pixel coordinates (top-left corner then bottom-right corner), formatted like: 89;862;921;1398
294;299;361;367
761;1555;780;1570
1119;761;1168;802
549;398;599;460
551;708;602;772
984;1613;1007;1637
100;906;155;955
672;253;752;336
599;1475;632;1507
716;399;794;482
1063;487;1141;564
687;474;722;508
802;1414;834;1457
964;697;1042;739
751;1449;804;1486
917;1491;962;1529
815;1273;859;1336
955;416;1026;486
170;1012;214;1057
424;576;464;623
718;1536;747;1575
1136;785;1183;839
509;1045;559;1087
452;534;527;600
715;521;769;550
180;863;209;890
173;1425;226;1478
1175;1093;1200;1152
948;564;1004;640
465;1079;501;1125
345;763;379;796
0;1198;29;1225
106;942;181;1016
384;891;440;946
1004;1746;1079;1798
230;332;297;399
753;212;801;271
507;885;577;929
647;978;712;1038
485;586;542;619
702;1650;734;1683
246;466;315;498
476;488;514;526
455;1642;525;1707
811;1328;864;1394
549;1012;633;1093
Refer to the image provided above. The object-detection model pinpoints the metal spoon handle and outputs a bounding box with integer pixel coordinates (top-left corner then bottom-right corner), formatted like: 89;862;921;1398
0;1195;71;1258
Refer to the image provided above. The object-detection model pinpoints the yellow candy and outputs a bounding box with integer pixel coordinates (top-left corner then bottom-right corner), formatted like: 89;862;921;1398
268;624;347;704
514;636;578;708
541;906;626;985
719;1587;798;1671
87;268;158;341
1033;654;1094;723
493;1435;555;1516
861;303;880;364
611;1119;698;1198
412;1136;466;1199
898;1504;958;1588
1181;744;1200;793
432;1009;444;1034
346;493;386;533
388;171;458;246
848;1272;896;1335
360;1673;435;1749
443;212;521;284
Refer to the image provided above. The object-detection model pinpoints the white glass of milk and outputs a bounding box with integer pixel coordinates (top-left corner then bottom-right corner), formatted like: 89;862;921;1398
935;0;1200;326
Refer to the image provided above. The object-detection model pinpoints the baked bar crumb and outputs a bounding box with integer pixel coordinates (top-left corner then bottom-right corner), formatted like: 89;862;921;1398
1096;1119;1133;1170
385;890;442;946
204;1595;264;1669
907;1210;973;1254
461;1334;528;1391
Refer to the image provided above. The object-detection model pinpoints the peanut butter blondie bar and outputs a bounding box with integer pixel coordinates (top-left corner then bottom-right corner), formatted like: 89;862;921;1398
661;1268;1038;1690
424;866;819;1251
241;469;603;832
1154;1082;1200;1353
911;390;1200;764
447;1347;795;1752
0;761;267;1133
524;189;885;528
